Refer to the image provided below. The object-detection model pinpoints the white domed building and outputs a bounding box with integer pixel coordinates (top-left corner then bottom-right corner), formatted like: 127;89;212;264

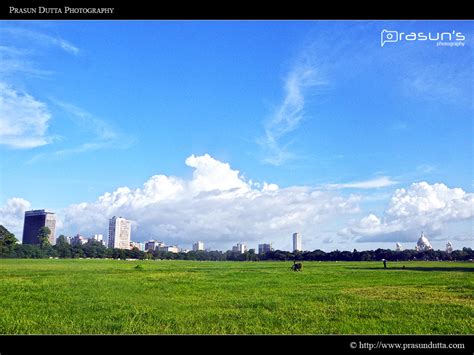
415;232;433;252
446;242;453;254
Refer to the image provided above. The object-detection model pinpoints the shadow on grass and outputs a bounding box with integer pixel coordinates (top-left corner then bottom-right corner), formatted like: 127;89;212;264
346;266;474;273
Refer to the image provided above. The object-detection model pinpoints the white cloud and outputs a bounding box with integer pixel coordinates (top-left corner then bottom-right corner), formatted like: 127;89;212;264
0;27;79;55
327;176;398;189
416;164;437;174
0;198;31;238
0;82;54;149
185;154;249;193
0;28;78;79
386;182;472;220
0;27;83;151
342;182;474;243
28;100;133;163
402;57;472;107
61;154;360;250
0;46;53;77
0;28;78;82
259;62;326;166
406;70;469;106
4;167;471;250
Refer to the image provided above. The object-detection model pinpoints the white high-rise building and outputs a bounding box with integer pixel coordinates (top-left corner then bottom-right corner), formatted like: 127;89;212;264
232;243;247;254
108;216;131;249
193;241;204;251
293;232;302;252
90;234;105;246
395;242;403;251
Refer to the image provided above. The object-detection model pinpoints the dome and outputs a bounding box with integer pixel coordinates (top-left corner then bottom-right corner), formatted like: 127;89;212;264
416;232;433;251
446;242;453;253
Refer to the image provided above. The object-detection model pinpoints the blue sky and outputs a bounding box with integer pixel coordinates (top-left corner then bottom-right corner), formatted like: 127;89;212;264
0;21;472;251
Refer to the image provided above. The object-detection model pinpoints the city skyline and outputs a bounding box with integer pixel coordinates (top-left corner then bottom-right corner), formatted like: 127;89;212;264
15;209;463;253
0;21;472;252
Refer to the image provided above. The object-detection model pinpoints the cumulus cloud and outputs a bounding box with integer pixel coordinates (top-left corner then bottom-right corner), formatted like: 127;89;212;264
185;154;249;193
0;198;31;238
61;154;360;250
4;168;471;250
341;182;474;243
0;82;54;149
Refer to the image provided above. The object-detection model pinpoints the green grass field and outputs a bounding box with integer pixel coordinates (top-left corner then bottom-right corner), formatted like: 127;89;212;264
0;259;472;334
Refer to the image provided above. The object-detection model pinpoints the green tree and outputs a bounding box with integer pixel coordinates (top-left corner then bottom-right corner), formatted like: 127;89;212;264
0;225;18;256
38;227;52;248
294;251;304;261
247;249;258;261
83;240;107;258
72;245;85;258
54;235;72;258
129;246;144;260
56;235;68;245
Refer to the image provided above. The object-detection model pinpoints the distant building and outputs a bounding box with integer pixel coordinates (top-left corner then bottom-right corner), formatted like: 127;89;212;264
232;243;247;254
108;216;131;249
56;236;71;244
446;242;453;254
145;240;157;251
90;234;105;246
395;242;403;251
130;241;145;251
293;233;302;252
258;243;273;254
145;240;165;251
161;245;179;253
180;248;190;253
415;232;433;252
193;241;204;251
71;234;88;246
22;210;56;245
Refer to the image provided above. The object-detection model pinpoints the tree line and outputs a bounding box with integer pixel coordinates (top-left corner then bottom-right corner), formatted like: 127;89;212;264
1;225;472;261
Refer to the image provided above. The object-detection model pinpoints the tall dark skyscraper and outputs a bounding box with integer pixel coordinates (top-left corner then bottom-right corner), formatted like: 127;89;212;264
22;210;56;245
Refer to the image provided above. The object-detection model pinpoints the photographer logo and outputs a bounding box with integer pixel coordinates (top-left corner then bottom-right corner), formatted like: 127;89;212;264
381;29;466;47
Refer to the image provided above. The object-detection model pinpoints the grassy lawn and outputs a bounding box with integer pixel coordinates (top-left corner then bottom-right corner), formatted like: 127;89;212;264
0;259;472;334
